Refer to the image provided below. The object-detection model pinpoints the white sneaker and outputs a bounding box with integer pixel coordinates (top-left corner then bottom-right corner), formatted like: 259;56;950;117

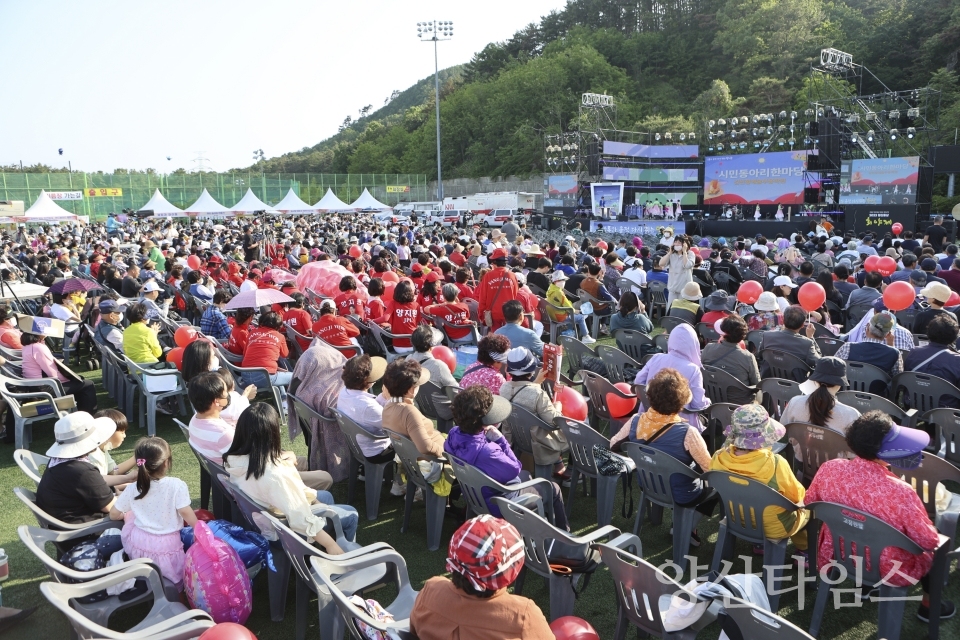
581;336;597;344
390;482;407;496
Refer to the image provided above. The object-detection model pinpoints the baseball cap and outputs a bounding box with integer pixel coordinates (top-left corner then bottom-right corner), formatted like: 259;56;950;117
424;271;441;283
868;311;896;336
445;515;525;592
773;275;797;288
920;281;952;304
140;281;161;293
98;298;126;314
411;263;424;273
490;248;508;261
921;258;939;271
319;299;337;312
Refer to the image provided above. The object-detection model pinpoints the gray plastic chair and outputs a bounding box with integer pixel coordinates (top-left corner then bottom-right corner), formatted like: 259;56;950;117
846;303;874;331
493;497;620;621
893;371;960;427
502;404;558;479
598;535;716;640
310;552;419;640
123;356;187;436
19;523;181;632
387;430;447;551
697;321;722;344
806;501;950;640
558;335;595;385
577;288;617;339
746;329;766;356
622;442;703;577
660;316;693;335
334;409;393;521
613;329;655;362
98;347;139;421
703;402;739;454
648;281;668;320
0;374;72;449
580;369;637;433
13;448;48;486
836;390;915;425
927;407;960;465
815;337;843;357
554;416;636;527
784;422;852;485
654;332;669;353
761;349;812;382
702;366;760;405
723;598;816;640
596;344;641;384
217;354;286;425
540;297;578;343
445;453;552;521
760;377;802;419
702;470;806;611
41;563;215;640
845;361;893;397
425;313;481;348
366;322;412;363
174;419;232;519
414;380;453;432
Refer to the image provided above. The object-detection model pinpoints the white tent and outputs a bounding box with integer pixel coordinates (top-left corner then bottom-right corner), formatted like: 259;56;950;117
184;188;234;219
349;188;392;211
274;188;317;215
231;188;279;215
313;188;356;213
19;190;79;222
138;189;184;218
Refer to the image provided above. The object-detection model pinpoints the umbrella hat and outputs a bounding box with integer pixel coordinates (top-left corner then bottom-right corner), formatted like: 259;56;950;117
225;288;295;310
46;278;102;295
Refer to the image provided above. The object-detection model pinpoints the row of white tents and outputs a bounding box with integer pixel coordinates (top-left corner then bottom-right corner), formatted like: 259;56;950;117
15;187;393;223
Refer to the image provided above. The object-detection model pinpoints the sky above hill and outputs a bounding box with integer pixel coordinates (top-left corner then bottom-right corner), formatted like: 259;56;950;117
0;0;563;172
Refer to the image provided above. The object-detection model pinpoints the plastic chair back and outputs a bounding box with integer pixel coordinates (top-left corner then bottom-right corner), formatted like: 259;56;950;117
554;415;609;481
387;430;437;493
697;321;722;344
596;344;641;384
558;335;595;378
444;453;548;520
784;422;853;484
760;377;802;419
836;390;912;425
14;486;108;533
846;361;892;396
621;443;699;511
724;598;817;639
761;349;812;382
702;470;802;544
846;303;873;331
14;449;48;486
580;369;636;424
366;322;410;363
927;407;960;465
334;409;390;472
613;329;654;361
702;365;756;404
816;337;843;357
746;329;766;355
893;371;960;416
661;316;692;335
895;451;960;518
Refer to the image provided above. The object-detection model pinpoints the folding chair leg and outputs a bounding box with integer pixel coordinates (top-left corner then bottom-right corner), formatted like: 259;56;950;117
877;584;910;640
564;468;580;519
762;538;788;611
710;519;735;572
548;573;577;621
364;462;387;521
294;576;309;640
633;495;648;536
400;484;415;534
533;463;553;480
424;489;446;551
808;567;838;637
317;592;345;640
266;541;291;621
648;503;665;527
146;397;157;437
347;457;360;504
199;466;211;511
596;474;620;527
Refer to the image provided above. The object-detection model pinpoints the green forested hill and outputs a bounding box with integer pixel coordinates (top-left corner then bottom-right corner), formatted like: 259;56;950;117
253;0;960;179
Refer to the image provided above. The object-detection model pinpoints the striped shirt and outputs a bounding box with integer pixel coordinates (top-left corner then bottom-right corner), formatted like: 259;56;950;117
188;415;234;465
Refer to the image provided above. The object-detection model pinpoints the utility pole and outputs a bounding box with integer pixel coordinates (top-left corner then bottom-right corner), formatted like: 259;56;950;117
417;20;453;202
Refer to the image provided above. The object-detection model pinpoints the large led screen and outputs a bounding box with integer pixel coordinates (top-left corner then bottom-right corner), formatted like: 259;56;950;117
703;150;817;205
839;157;919;205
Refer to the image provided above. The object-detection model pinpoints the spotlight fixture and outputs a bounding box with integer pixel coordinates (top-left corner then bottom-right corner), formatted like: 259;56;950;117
907;127;916;139
717;143;725;151
804;109;814;117
739;128;748;137
752;128;759;137
731;117;739;126
708;120;716;128
865;111;877;121
907;107;920;119
851;133;858;143
779;110;788;119
679;133;686;141
867;130;875;142
688;132;696;140
664;132;672;140
790;111;797;120
816;108;824;117
766;127;773;136
655;133;661;141
778;139;786;146
889;110;901;120
788;137;796;147
889;128;899;140
738;141;747;149
708;133;714;140
753;141;761;149
751;115;759;124
717;118;727;127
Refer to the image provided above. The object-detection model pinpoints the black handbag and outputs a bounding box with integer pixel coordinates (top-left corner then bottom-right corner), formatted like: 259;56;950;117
592;445;634;520
546;539;603;596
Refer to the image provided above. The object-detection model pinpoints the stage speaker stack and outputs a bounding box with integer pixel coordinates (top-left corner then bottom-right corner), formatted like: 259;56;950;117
586;139;600;176
816;117;842;171
804;188;820;204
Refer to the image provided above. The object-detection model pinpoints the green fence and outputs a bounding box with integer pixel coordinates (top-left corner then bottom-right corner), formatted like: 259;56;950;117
0;173;430;220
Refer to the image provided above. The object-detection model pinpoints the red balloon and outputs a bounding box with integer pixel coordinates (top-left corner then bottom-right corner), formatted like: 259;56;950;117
175;325;199;348
883;280;916;312
167;347;185;370
876;256;897;277
596;240;608;250
432;345;457;375
187;255;202;270
348;245;362;258
892;222;904;236
381;271;400;283
948;292;960;307
550;616;600;640
798;282;826;312
199;623;258;640
864;255;880;272
606;382;638;418
194;508;215;522
382;281;397;300
737;280;763;305
555;386;588;422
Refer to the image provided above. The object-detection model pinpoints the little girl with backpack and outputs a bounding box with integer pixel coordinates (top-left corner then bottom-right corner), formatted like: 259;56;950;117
110;437;197;588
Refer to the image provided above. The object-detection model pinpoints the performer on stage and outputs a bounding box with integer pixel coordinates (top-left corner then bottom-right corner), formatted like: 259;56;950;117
775;204;784;221
754;205;761;220
674;199;682;219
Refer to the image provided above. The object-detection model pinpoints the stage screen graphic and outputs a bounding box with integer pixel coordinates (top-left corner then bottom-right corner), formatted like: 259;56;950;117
602;167;699;182
703;150;817;205
547;174;579;196
635;192;699;206
839;157;919;205
590;183;624;216
603;141;700;159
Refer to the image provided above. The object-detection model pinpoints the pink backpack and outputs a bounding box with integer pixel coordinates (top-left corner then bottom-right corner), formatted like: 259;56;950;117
183;520;253;624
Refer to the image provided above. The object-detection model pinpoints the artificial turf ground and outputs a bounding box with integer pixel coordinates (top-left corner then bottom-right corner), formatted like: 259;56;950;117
1;340;958;639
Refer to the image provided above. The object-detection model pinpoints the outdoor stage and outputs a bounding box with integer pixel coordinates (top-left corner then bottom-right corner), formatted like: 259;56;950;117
695;219;814;239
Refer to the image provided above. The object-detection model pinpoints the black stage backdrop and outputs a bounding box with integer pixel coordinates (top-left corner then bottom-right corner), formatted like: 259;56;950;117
844;204;917;236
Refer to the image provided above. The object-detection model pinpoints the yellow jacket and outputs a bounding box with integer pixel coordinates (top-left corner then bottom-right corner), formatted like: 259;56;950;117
123;322;162;364
546;283;572;322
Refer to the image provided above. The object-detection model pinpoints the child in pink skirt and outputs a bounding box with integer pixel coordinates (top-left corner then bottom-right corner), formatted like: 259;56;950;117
110;437;197;589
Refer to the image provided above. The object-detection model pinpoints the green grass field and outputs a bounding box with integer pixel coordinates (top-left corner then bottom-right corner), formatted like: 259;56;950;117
1;350;958;639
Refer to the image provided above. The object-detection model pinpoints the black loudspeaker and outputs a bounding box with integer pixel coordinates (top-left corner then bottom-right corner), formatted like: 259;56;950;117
804;188;820;204
808;121;820;136
817;117;842;171
586;140;599;176
617;215;628;221
807;155;820;171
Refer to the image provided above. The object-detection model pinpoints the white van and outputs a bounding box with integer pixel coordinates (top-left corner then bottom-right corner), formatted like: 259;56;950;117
428;209;463;227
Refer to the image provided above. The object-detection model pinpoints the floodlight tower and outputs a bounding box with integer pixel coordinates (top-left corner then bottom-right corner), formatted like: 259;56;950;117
417;20;453;201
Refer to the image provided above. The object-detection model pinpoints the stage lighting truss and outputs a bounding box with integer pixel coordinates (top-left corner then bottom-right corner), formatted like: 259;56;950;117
889;109;901;121
889;128;899;140
907;127;916;139
663;132;672;140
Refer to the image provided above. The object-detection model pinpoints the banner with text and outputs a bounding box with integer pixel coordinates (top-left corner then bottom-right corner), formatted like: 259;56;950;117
839;157;919;205
386;185;410;193
602;141;699;159
589;220;686;236
602;167;700;182
704;151;817;205
86;187;123;197
590;183;624;216
845;204;916;235
46;191;83;201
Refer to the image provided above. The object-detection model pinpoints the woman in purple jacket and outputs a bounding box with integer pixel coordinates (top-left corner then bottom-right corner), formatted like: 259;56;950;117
633;323;711;428
445;385;569;530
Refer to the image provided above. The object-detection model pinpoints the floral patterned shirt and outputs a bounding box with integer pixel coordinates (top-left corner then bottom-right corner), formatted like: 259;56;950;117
805;457;939;586
459;363;506;396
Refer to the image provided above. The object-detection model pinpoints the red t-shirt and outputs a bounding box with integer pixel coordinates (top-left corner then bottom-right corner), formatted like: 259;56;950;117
365;297;385;320
241;327;289;373
383;301;420;348
417;292;441;308
455;282;475;300
335;292;366;319
225;322;251;355
283;308;314;351
449;252;466;267
313;315;360;357
423;302;471;339
0;325;23;349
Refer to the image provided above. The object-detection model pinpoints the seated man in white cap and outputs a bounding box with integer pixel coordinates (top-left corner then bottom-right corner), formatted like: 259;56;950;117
914;281;957;336
139;280;167;321
36;413;118;524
